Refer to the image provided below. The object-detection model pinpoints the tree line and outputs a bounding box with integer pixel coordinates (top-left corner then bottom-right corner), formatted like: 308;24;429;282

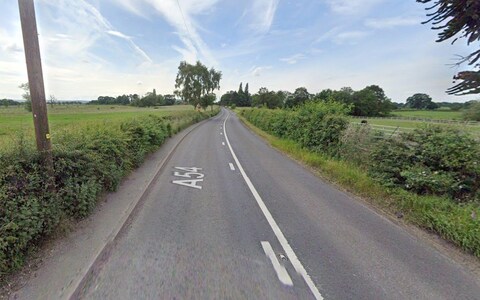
87;91;178;107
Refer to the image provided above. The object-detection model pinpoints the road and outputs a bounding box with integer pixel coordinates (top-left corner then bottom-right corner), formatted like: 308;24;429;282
79;108;480;299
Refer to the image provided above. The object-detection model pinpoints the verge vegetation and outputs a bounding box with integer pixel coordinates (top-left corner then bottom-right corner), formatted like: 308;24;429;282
239;105;480;258
0;108;219;276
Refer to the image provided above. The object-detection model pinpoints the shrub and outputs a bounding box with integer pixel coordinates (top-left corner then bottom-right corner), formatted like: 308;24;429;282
370;125;480;201
241;102;349;155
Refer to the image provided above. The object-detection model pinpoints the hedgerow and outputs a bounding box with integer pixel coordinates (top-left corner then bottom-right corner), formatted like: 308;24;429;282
241;102;350;155
0;111;217;276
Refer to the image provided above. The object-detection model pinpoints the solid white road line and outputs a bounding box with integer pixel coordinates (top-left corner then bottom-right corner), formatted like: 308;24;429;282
261;241;293;286
229;163;235;171
222;142;225;146
223;111;324;300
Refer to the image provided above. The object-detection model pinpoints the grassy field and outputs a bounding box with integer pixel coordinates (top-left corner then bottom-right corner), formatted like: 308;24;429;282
392;110;463;120
0;105;198;149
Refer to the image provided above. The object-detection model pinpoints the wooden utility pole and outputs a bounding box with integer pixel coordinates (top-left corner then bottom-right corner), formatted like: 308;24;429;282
18;0;53;165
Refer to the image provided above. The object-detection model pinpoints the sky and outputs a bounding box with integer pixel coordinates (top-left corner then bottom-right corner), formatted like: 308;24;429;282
0;0;477;103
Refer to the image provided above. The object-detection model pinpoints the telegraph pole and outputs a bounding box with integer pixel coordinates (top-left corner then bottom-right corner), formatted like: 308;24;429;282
18;0;53;170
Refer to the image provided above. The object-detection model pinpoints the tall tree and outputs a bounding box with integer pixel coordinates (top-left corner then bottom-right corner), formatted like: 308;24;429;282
174;61;222;108
418;0;480;95
238;82;243;94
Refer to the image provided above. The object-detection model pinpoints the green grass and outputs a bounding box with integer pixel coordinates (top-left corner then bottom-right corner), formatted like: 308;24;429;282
0;105;198;149
350;117;480;137
392;110;463;120
239;114;480;258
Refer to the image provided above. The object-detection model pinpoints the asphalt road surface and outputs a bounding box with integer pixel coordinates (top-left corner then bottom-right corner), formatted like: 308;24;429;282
80;108;480;299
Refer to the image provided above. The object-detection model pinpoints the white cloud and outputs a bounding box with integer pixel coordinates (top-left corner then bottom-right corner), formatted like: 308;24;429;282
114;0;218;65
324;0;383;15
251;65;272;77
249;0;279;33
334;31;370;45
365;16;422;29
280;53;306;64
106;30;131;39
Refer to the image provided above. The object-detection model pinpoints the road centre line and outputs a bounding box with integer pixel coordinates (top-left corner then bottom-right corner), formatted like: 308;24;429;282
222;111;324;300
261;241;293;286
229;163;235;171
222;142;225;146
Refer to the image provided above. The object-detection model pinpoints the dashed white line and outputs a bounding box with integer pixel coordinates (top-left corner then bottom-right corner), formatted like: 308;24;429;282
222;142;225;146
229;163;235;171
223;111;324;300
261;241;293;286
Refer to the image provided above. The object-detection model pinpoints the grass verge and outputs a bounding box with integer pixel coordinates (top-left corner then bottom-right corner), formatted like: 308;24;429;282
238;114;480;258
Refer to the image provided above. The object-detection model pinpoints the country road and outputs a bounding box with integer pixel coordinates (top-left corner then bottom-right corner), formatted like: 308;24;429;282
76;108;479;299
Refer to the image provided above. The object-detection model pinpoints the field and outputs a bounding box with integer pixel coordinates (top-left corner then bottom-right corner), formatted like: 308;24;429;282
0;105;197;149
350;115;480;139
392;109;464;120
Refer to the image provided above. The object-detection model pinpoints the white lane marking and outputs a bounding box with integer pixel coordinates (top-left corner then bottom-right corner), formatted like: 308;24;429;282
261;241;293;286
220;132;223;135
222;142;225;146
229;163;235;171
223;112;324;300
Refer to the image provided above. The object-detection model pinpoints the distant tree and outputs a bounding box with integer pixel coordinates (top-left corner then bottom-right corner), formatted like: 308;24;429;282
48;95;57;108
418;0;480;95
164;94;176;105
463;101;480;121
174;61;222;109
116;94;130;105
406;93;438;109
238;82;243;94
252;87;283;109
19;83;31;112
285;87;310;108
200;93;216;110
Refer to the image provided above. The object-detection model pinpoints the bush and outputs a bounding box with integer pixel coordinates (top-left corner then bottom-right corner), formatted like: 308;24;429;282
0;110;217;275
370;125;480;201
241;102;349;155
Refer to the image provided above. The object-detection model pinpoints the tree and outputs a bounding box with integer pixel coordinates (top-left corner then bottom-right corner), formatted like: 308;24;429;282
463;101;480;121
174;61;222;109
418;0;480;95
48;95;57;108
285;87;310;108
406;93;438;109
200;93;216;110
164;94;176;105
19;82;31;112
252;87;283;109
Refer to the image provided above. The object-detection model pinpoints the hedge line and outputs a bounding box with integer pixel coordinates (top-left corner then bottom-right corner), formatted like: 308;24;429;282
0;110;217;275
240;106;480;256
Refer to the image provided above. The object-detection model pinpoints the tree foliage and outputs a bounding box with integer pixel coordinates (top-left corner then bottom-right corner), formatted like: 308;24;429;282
219;82;252;107
406;93;439;109
252;87;283;109
463;100;480;121
174;61;221;108
418;0;480;95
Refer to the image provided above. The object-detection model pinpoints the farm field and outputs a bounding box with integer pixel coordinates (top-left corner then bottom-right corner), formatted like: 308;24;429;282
0;105;197;149
350;116;480;137
392;109;463;120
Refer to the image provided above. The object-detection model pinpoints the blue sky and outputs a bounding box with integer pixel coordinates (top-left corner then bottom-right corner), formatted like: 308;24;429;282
0;0;477;102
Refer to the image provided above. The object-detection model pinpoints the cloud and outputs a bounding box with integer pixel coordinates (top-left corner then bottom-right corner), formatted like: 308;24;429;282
249;0;279;33
114;0;218;65
251;65;272;77
365;16;422;29
324;0;383;15
334;31;370;45
280;53;306;64
107;30;131;39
